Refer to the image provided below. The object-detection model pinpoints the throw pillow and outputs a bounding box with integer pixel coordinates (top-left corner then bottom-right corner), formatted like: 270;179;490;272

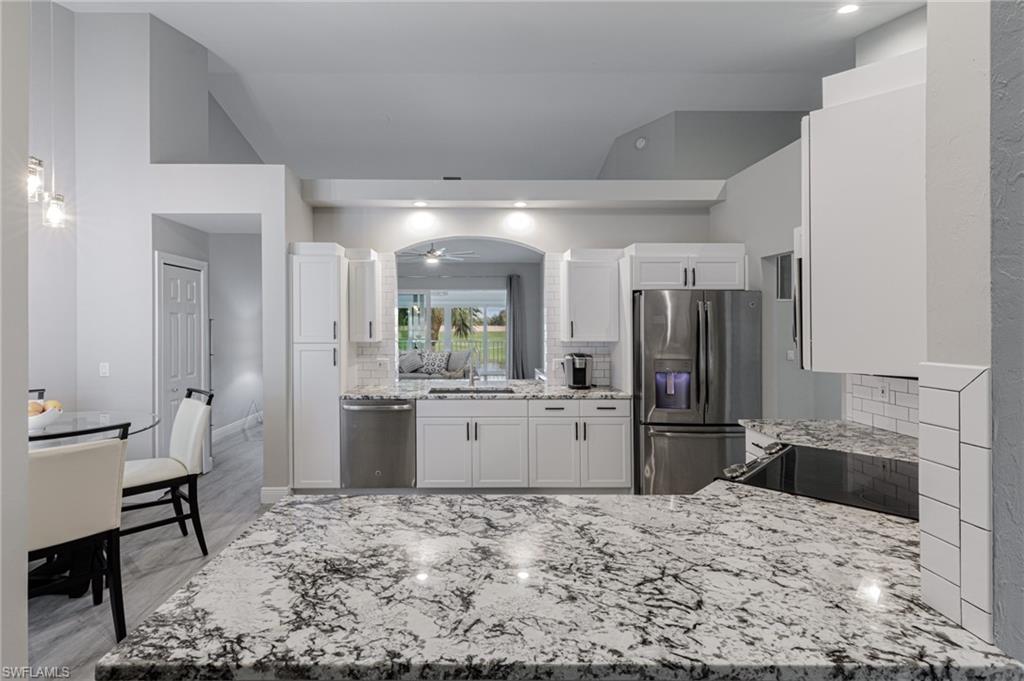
399;351;424;374
447;350;471;374
421;351;451;375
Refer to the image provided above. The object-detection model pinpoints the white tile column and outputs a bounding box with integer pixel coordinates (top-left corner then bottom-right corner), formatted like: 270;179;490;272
917;362;993;642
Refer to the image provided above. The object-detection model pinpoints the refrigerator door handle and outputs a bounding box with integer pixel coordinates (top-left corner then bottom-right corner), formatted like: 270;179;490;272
704;300;712;411
695;300;703;412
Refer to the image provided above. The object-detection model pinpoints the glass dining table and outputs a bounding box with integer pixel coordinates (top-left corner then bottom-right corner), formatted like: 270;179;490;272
29;410;159;448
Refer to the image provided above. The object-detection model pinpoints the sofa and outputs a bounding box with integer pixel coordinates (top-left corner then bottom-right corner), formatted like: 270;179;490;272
399;350;474;380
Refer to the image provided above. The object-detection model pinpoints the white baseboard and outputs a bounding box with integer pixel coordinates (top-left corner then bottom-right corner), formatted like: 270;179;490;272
260;486;290;505
212;412;263;443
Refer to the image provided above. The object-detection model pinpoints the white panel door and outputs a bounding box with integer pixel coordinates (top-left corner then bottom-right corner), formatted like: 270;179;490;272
809;84;925;377
529;418;580;487
580;417;632;488
692;255;745;290
161;264;203;459
417;418;473;487
292;345;341;488
561;260;619;342
292;255;340;344
472;418;529;487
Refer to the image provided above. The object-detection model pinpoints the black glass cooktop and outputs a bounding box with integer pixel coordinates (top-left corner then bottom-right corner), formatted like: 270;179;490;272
725;444;919;520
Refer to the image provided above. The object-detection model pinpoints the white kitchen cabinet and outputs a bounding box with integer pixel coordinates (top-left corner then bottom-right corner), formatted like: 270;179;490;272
292;254;341;344
630;245;746;291
529;417;581;487
417;417;474;487
560;259;619;342
349;258;382;343
803;80;925;377
292;345;341;488
471;418;529;487
580;417;631;488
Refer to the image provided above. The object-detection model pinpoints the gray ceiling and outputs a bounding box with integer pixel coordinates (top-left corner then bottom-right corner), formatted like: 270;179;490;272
398;237;543;264
69;1;922;180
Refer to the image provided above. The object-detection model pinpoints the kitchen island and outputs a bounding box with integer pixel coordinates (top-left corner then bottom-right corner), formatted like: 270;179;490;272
97;483;1021;680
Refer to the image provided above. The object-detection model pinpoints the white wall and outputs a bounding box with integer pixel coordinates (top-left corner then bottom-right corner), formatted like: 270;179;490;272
710;141;841;419
209;233;262;431
28;0;76;409
209;93;262;164
925;1;990;366
599;111;803;181
314;207;710;253
152;215;208;262
1;0;30;663
149;15;208;164
397;260;544;374
855;7;927;66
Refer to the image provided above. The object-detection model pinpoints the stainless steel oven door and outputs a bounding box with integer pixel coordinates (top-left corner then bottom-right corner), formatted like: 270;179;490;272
641;425;745;494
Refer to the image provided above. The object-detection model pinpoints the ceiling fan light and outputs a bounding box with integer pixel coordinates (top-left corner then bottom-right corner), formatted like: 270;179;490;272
425;257;440;265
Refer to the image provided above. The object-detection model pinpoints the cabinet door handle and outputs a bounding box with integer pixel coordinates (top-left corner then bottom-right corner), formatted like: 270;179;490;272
575;422;579;440
333;321;337;340
474;422;479;440
333;348;337;366
684;267;688;287
466;422;470;441
692;267;697;287
570;321;574;338
368;321;373;339
583;422;588;440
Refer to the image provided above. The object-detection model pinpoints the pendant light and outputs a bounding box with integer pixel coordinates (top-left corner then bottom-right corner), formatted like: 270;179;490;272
42;0;67;228
27;156;43;202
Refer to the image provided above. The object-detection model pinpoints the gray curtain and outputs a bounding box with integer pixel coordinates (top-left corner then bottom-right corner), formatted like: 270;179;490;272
506;274;528;379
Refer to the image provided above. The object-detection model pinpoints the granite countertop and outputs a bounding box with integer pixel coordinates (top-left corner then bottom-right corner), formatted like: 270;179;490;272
739;418;919;463
342;379;630;400
97;483;1020;680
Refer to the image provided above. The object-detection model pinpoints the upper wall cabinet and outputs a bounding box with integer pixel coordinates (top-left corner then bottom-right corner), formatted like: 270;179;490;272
560;256;619;342
349;251;382;343
629;244;747;291
291;244;344;345
801;50;925;378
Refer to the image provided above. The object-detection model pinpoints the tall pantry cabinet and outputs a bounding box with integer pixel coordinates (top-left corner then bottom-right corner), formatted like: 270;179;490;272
291;243;348;489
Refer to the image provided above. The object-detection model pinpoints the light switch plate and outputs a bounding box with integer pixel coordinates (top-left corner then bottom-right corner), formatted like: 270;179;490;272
786;350;796;361
99;362;110;377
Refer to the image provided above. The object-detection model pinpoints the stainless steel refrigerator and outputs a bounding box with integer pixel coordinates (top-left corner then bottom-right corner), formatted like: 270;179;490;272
633;290;762;494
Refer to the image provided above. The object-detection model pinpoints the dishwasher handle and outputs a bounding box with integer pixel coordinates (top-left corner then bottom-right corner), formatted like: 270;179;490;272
341;404;413;412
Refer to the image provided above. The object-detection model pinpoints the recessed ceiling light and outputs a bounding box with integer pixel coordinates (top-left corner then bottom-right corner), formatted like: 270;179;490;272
837;4;859;14
513;201;527;208
413;201;428;208
634;136;647;150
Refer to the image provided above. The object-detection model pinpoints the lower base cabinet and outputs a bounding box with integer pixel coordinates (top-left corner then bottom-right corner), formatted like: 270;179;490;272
417;401;631;490
580;417;631;487
417;417;529;488
529;418;581;486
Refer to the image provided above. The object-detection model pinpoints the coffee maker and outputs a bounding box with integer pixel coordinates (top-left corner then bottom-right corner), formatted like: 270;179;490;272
561;353;593;389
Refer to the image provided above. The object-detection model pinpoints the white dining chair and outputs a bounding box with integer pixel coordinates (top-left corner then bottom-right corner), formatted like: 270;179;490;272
120;388;213;556
28;423;130;642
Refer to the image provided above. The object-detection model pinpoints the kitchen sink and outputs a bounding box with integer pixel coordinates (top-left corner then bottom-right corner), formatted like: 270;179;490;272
428;386;516;395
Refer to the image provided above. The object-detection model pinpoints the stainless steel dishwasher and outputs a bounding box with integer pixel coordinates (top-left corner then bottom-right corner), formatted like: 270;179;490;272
340;400;416;488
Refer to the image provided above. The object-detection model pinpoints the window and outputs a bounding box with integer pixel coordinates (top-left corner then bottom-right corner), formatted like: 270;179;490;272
398;289;508;377
776;253;793;301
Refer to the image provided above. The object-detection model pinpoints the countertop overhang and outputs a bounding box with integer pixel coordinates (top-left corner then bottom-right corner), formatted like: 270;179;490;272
740;418;919;462
97;482;1019;680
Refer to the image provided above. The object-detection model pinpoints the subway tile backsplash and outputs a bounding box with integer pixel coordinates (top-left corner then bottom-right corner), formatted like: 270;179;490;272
844;374;919;436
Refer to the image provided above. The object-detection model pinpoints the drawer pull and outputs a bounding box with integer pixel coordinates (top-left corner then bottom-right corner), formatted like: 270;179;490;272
545;407;565;411
596;406;617;411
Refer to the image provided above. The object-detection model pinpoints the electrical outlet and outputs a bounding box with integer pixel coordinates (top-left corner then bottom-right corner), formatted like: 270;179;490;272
786;350;796;361
99;362;110;377
879;385;888;401
376;360;386;369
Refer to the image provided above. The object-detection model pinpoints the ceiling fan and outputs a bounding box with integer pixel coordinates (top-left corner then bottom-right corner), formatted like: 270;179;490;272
397;243;480;264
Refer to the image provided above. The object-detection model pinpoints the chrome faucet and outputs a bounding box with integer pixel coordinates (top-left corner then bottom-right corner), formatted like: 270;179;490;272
468;348;477;386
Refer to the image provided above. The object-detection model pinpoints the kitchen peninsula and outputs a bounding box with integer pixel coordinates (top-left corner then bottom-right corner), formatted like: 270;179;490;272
96;482;1021;681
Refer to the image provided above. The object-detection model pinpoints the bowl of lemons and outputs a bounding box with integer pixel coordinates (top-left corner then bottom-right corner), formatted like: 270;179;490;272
28;399;63;433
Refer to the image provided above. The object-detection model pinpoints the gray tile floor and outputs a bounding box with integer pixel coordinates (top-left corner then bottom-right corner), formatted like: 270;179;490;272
28;425;265;680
